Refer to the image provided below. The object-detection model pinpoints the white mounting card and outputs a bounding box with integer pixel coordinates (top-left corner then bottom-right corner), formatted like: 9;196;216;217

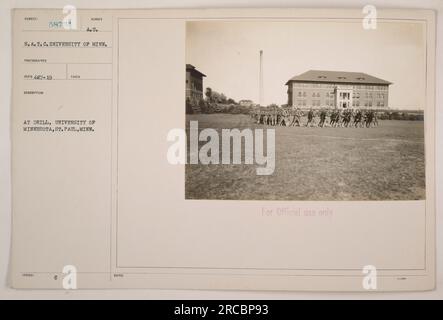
10;8;436;291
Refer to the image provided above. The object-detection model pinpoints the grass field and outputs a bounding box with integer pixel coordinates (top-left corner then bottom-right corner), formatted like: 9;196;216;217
185;114;425;201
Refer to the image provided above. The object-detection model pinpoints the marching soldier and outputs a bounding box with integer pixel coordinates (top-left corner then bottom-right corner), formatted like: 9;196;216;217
353;109;362;127
306;108;315;127
372;111;379;127
318;108;327;127
290;108;303;126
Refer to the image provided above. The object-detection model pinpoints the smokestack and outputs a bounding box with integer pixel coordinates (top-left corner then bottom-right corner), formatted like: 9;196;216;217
259;50;263;106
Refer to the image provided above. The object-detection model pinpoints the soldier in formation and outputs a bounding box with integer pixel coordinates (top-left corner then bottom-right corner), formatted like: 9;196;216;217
250;107;378;128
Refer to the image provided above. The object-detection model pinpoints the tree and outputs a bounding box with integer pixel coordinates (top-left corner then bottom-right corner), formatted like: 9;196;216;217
211;91;221;103
205;87;237;106
205;87;212;102
220;93;227;104
227;98;237;104
198;98;207;113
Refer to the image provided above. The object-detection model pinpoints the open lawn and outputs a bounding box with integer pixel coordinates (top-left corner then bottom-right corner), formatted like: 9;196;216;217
185;114;425;201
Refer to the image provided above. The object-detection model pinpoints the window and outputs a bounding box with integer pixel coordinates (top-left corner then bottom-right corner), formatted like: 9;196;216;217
340;92;350;99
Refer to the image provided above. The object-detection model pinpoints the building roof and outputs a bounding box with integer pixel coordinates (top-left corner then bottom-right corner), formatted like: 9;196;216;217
286;70;392;85
186;64;206;78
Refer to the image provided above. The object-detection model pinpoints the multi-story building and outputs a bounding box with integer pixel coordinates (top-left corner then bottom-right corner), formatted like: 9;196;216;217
186;64;206;103
286;70;391;109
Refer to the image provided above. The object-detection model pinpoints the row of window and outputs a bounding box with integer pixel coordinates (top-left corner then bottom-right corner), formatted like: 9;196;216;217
292;83;388;91
296;91;386;99
353;101;385;107
294;100;385;107
365;93;386;99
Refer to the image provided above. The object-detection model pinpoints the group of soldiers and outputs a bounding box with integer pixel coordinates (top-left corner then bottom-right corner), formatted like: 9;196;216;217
251;107;379;128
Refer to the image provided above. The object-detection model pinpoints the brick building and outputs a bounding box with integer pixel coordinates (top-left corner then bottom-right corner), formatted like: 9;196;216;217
286;70;391;109
186;64;206;103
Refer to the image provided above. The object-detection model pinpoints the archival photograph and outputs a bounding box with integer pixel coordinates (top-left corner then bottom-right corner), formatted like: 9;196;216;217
185;20;426;201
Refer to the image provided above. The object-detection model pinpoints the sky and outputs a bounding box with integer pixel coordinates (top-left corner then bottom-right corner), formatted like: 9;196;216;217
186;20;426;110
